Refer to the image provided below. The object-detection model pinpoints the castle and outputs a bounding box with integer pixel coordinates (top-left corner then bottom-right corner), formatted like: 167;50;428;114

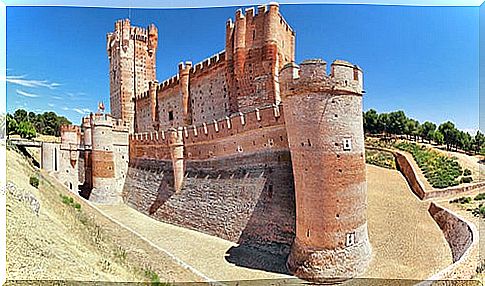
41;3;371;281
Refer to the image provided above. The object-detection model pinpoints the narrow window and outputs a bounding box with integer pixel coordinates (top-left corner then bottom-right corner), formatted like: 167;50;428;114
346;232;356;247
168;110;174;121
343;138;352;151
268;184;273;198
252;30;256;40
54;148;58;172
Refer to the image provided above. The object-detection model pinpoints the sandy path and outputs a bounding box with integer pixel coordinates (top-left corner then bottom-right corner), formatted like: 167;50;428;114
96;164;452;283
362;165;452;280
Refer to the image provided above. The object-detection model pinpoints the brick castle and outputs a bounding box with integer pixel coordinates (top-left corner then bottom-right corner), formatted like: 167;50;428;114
41;2;371;281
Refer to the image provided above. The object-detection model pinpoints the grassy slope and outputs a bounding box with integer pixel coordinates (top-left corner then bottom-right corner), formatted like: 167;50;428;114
6;147;200;283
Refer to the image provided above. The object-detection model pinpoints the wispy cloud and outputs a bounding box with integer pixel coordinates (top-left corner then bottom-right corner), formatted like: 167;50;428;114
51;95;63;100
47;103;55;107
16;89;39;98
7;75;61;90
82;108;91;113
72;108;85;114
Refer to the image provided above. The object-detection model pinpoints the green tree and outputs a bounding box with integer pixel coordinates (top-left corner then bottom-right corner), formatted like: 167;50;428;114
474;131;485;154
438;121;456;150
6;113;18;138
377;113;390;136
17;120;36;139
433;130;444;145
363;109;379;134
405;119;420;141
419;121;437;143
13;109;28;124
388;111;408;136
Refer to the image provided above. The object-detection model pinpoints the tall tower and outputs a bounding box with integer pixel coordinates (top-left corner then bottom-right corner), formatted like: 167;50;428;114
280;59;371;281
225;2;295;113
106;19;158;133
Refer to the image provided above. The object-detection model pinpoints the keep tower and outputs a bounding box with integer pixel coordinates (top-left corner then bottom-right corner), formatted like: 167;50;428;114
107;19;158;133
280;59;371;281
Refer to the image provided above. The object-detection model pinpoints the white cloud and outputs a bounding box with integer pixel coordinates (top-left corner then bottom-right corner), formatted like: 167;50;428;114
47;103;55;107
51;95;63;100
72;108;85;114
7;75;61;90
16;89;39;98
62;107;69;111
82;108;91;113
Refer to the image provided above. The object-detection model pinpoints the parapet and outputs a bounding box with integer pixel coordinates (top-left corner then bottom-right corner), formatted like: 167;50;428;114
280;58;364;97
90;113;114;128
60;125;80;133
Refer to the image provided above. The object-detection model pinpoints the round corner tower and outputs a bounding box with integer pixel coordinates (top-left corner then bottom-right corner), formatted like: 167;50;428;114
280;59;371;281
89;113;120;204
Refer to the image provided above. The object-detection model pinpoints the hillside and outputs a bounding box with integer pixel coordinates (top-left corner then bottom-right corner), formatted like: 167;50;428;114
5;146;201;283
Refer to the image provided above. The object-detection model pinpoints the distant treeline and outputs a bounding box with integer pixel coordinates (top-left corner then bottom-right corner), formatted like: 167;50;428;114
6;109;72;139
363;109;484;155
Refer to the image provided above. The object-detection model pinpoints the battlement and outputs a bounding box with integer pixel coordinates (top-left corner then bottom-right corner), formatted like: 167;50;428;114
280;59;364;97
189;51;226;75
61;125;80;133
228;2;294;36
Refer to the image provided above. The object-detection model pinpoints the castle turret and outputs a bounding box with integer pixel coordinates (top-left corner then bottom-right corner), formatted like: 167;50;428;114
107;19;158;133
89;113;119;203
178;61;192;125
225;3;295;112
149;81;159;130
280;59;371;281
168;127;185;192
81;116;93;190
59;125;81;192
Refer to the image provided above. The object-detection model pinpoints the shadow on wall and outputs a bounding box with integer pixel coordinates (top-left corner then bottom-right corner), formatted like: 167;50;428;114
224;162;296;275
148;173;175;215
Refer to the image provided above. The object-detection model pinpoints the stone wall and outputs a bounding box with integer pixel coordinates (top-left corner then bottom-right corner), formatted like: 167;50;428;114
122;150;296;259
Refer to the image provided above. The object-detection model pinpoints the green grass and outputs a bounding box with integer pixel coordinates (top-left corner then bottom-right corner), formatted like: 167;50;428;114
365;149;396;169
450;196;472;204
29;174;40;188
475;193;485;201
394;142;462;189
59;194;81;210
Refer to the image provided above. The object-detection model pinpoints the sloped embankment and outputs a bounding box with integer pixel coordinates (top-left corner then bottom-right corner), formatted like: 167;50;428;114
6;147;201;283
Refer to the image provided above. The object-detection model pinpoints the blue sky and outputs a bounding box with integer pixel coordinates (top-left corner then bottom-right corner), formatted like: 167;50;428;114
6;3;479;132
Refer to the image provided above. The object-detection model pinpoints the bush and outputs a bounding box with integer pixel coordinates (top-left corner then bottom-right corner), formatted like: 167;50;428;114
474;193;485;201
29;175;39;188
463;169;472;176
365;149;396;169
394;142;463;188
450;196;472;204
460;176;473;184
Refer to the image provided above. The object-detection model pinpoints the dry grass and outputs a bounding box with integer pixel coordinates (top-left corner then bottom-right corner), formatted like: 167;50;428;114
6;147;200;283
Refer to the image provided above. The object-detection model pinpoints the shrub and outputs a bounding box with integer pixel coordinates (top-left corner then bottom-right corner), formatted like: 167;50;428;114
460;176;473;184
394;142;463;188
475;193;485;201
29;174;39;188
450;196;472;204
463;169;472;176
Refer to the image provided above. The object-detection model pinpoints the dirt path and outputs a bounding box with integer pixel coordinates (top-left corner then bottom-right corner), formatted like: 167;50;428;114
362;165;452;280
95;203;295;283
96;165;452;282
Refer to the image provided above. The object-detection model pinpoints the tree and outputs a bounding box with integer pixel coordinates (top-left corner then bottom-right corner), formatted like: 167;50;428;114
433;130;444;145
438;121;456;150
474;131;485;154
377;113;390;136
363;109;379;134
17;120;36;139
419;121;437;143
0;113;5;139
388;111;408;136
6;113;18;138
405;118;420;141
13;109;28;124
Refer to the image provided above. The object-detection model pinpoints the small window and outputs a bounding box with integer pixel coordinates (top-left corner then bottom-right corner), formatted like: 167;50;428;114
346;232;355;247
168;111;174;121
252;30;256;40
343;138;352;151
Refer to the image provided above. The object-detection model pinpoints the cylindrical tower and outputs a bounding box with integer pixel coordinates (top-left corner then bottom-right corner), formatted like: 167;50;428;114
168;127;185;192
81;116;93;190
280;59;371;281
89;113;119;203
60;125;81;192
178;62;192;125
